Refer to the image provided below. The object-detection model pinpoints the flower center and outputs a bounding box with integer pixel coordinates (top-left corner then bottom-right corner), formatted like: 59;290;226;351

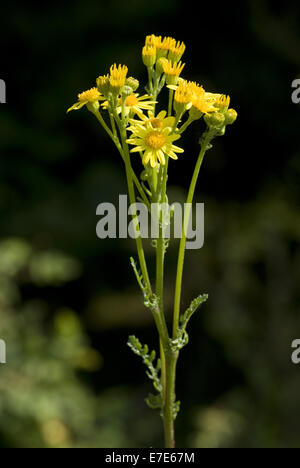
78;87;100;102
125;94;139;107
150;118;163;129
145;131;166;149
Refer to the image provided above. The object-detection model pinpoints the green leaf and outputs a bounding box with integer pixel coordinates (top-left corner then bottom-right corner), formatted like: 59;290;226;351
180;294;209;330
127;335;162;395
171;294;209;352
145;393;162;410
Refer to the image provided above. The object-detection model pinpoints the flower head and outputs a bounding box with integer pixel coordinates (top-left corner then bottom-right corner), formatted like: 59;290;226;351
162;60;185;85
215;94;231;110
156;36;176;58
129;110;176;131
142;45;156;67
145;35;177;59
173;80;194;114
109;64;128;93
102;93;155;117
145;34;157;47
67;87;103;113
127;123;184;168
168;40;186;62
189;85;217;119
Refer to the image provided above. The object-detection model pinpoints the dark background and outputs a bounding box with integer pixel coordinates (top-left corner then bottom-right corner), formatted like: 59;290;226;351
0;0;300;448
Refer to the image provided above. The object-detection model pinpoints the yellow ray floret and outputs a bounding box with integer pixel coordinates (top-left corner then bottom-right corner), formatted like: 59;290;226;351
129;110;176;131
127;124;184;168
102;93;156;117
215;94;231;109
67;87;103;113
192;95;217;115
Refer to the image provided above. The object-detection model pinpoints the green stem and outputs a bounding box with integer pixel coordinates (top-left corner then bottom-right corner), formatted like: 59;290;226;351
94;110;150;210
147;67;153;95
172;132;212;337
121;131;152;294
110;106;152;294
94;110;118;144
109;111;118;137
154;158;171;447
178;115;194;134
163;350;178;448
168;90;174;117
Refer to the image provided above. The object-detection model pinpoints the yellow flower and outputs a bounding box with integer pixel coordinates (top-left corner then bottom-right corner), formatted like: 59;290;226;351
129;110;176;131
156;36;176;58
215;94;231;109
190;86;217;117
191;95;217;117
168;40;186;62
162;60;185;85
109;64;128;92
204;93;230;109
67;87;103;113
145;34;157;47
142;45;156;67
127;124;184;168
173;80;194;114
145;35;176;58
102;93;156;117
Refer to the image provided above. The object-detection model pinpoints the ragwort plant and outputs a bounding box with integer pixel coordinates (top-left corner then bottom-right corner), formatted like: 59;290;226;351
68;34;237;448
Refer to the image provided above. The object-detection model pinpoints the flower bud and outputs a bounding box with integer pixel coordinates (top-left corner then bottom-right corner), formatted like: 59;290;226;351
86;101;100;113
121;85;134;97
156;57;168;76
125;77;139;92
225;108;238;125
96;74;110;96
204;112;225;128
189;106;203;121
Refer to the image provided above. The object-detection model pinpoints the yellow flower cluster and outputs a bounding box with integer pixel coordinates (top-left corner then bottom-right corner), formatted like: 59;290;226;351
172;80;234;121
67;33;237;169
142;35;186;79
145;35;185;62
